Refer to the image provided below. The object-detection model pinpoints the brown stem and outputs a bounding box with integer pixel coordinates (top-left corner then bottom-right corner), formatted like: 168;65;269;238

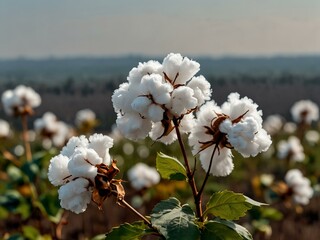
172;117;202;220
21;114;32;161
118;198;153;228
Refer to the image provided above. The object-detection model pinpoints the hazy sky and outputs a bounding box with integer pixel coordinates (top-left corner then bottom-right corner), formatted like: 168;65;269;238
0;0;319;58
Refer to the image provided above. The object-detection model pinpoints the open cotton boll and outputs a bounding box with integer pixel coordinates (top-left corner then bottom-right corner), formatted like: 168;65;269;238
127;60;163;84
168;86;197;117
131;96;152;117
68;147;103;182
48;154;71;186
88;133;113;165
222;92;263;126
162;53;200;85
220;117;271;157
116;113;152;140
58;178;92;214
140;74;173;105
34;112;59;133
187;75;212;106
61;135;89;158
1;85;41;116
14;85;41;108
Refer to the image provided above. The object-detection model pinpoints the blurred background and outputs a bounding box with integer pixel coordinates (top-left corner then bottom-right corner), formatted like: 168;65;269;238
0;0;319;239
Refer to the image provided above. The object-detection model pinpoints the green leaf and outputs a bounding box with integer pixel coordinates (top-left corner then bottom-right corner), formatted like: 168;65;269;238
22;225;40;240
204;190;266;220
156;152;187;181
105;221;154;240
0;206;9;220
201;219;253;240
260;207;283;221
151;197;200;240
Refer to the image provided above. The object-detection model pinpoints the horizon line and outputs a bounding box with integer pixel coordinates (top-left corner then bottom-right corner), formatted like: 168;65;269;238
1;52;320;61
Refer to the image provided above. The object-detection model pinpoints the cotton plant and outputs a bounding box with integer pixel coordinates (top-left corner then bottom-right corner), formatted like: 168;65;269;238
34;112;73;148
48;54;269;239
1;85;41;161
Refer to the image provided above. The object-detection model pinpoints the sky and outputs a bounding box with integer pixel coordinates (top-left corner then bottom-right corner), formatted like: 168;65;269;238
0;0;319;58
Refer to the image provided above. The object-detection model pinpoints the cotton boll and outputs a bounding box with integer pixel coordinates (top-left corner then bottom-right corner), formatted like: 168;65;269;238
147;104;164;122
61;135;89;158
68;147;102;182
127;60;163;84
75;109;96;128
285;169;313;205
305;130;320;145
283;122;297;134
187;75;212;106
222;92;263;126
131;96;152;117
1;85;41;116
48;154;71;186
188;101;221;155
116;113;152;140
127;163;160;191
58;178;92;214
220;117;271;157
141;74;173;105
179;113;195;134
88;133;113;165
291;99;319;124
168;86;197;117
277;136;305;162
162;53;200;85
263;114;284;135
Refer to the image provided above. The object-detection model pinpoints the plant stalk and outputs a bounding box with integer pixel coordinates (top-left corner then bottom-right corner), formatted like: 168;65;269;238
172;117;202;220
21;114;32;161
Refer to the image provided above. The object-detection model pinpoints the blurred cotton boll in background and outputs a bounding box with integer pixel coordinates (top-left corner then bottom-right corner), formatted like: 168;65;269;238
285;169;313;205
291;100;319;125
277;136;305;162
1;85;41;117
263;114;284;136
283;122;297;134
305;130;320;145
127;163;160;191
0;119;11;138
75;108;98;134
34;112;74;148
